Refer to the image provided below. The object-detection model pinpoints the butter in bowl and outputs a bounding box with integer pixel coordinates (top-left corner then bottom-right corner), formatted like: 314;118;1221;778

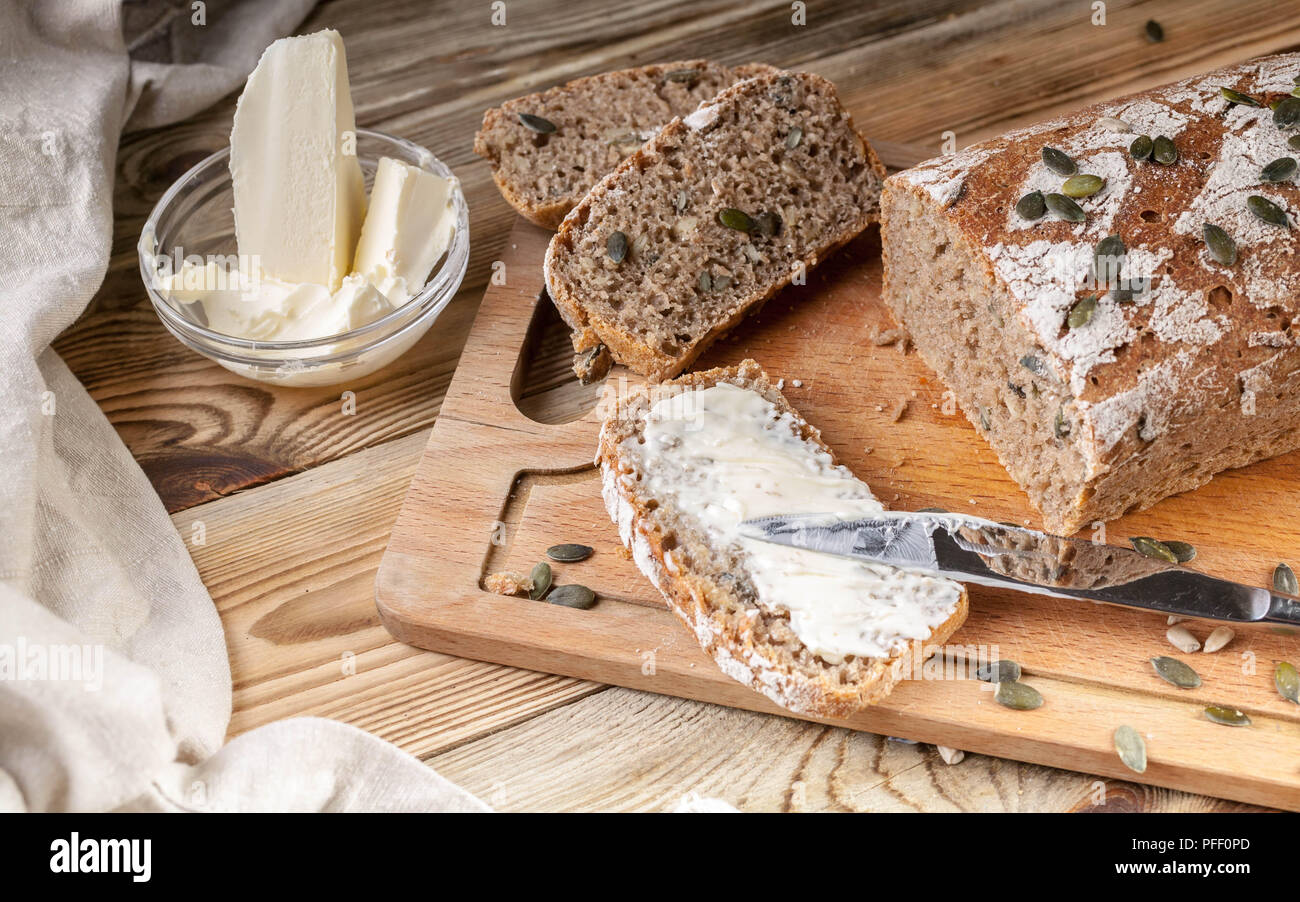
139;29;468;387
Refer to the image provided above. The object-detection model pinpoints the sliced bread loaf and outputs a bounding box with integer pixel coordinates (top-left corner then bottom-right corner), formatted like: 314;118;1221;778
546;71;885;383
474;60;776;229
597;359;968;717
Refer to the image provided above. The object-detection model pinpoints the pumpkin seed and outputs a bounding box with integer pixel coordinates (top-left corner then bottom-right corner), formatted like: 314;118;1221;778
697;271;712;292
717;207;754;232
917;507;950;514
1152;135;1178;165
606;230;629;264
1151;655;1201;689
1042;146;1076;175
674;190;689;213
528;561;553;599
977;659;1022;683
752;211;782;237
1062;174;1105;198
1161;540;1196;563
1114;725;1147;773
1203;705;1251;727
1220;87;1260;107
1130;536;1179;563
1129;134;1154;161
1275;661;1300;703
1247;194;1289;227
1045;192;1085;222
1109;287;1134;303
1054;407;1071;439
1274;562;1299;595
663;68;700;84
994;680;1043;710
1202;222;1237;265
785;126;803;149
518;112;557;134
1290;135;1300;151
1093;234;1125;281
978;407;992;431
1067;295;1097;329
713;274;732;291
1097;116;1131;132
1020;354;1049;377
1274;96;1300;128
547;584;597;609
1144;19;1163;43
1262;157;1298;182
1203;626;1235;653
1015;190;1046;220
546;543;593;563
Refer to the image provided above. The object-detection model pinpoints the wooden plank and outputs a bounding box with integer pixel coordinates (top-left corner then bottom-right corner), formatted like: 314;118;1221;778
378;215;1300;810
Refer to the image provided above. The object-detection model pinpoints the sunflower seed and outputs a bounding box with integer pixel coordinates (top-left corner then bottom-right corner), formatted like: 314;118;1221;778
674;190;689;213
785;126;803;149
1097;116;1131;132
1262;157;1298;183
1045;192;1085;222
1016;190;1046;220
1063;174;1105;198
751;210;782;237
1220;87;1261;107
1248;194;1289;227
1129;135;1154;161
1042;146;1076;175
663;68;700;84
1274;96;1300;128
548;584;597;609
1144;19;1163;42
1167;615;1187;625
1130;536;1179;563
528;561;553;599
1151;655;1201;689
1202;626;1235;653
1276;661;1300;703
978;406;992;431
1275;562;1299;595
546;543;593;563
717;207;754;232
518;112;557;134
606;230;628;264
936;745;965;765
1162;540;1197;563
1067;295;1098;329
1203;705;1251;727
1202;223;1237;265
1166;625;1202;654
1054;407;1071;439
1114;725;1147;773
977;659;1022;683
742;243;762;264
995;680;1043;710
1152;135;1178;165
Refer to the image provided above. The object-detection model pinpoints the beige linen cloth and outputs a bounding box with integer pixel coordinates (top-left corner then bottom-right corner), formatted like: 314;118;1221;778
0;0;487;812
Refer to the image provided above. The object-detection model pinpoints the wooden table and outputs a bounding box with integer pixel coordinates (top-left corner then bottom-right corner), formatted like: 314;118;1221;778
68;0;1300;811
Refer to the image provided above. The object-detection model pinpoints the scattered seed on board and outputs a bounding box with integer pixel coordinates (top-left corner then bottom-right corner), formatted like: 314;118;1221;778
1151;655;1201;689
1202;223;1237;266
1275;661;1300;703
1129;135;1153;161
1167;615;1187;625
528;561;553;600
546;543;593;563
1166;624;1201;654
1203;705;1251;727
994;680;1043;710
547;584;597;609
606;230;628;264
1045;192;1085;222
1130;536;1179;563
977;659;1022;683
1274;562;1299;595
1202;626;1235;653
1016;190;1046;220
1114;725;1147;774
936;745;965;765
1144;19;1164;43
1162;540;1197;563
518;112;557;134
1042;146;1076;176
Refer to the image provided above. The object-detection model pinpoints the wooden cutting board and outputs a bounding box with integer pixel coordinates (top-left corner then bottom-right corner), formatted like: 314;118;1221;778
377;174;1300;810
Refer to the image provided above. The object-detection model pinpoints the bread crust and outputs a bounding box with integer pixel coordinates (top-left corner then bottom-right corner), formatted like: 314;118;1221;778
596;359;969;718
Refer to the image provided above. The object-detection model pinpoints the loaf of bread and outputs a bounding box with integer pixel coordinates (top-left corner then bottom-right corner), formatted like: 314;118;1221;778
546;71;885;383
474;61;776;229
882;53;1300;535
597;359;968;717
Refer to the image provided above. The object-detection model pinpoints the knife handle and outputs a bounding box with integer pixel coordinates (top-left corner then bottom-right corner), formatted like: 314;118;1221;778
1266;594;1300;626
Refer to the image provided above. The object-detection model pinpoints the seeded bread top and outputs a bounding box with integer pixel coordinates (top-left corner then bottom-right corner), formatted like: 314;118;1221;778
890;52;1300;463
473;61;777;229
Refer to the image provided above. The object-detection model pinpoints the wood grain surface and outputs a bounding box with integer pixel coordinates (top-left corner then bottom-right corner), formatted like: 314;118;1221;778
70;0;1300;811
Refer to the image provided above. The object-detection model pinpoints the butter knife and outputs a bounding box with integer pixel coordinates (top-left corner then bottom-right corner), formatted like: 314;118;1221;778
739;511;1300;625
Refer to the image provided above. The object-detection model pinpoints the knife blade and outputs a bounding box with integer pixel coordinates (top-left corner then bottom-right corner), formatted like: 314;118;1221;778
738;511;1300;625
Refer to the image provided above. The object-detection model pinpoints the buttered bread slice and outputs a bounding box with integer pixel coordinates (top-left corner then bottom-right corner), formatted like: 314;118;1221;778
597;360;968;717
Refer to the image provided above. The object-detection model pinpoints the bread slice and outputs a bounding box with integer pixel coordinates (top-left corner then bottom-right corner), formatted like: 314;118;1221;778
546;71;886;383
597;359;969;718
474;61;777;229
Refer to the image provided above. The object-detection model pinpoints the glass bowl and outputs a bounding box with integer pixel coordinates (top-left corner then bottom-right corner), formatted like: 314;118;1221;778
138;128;469;387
